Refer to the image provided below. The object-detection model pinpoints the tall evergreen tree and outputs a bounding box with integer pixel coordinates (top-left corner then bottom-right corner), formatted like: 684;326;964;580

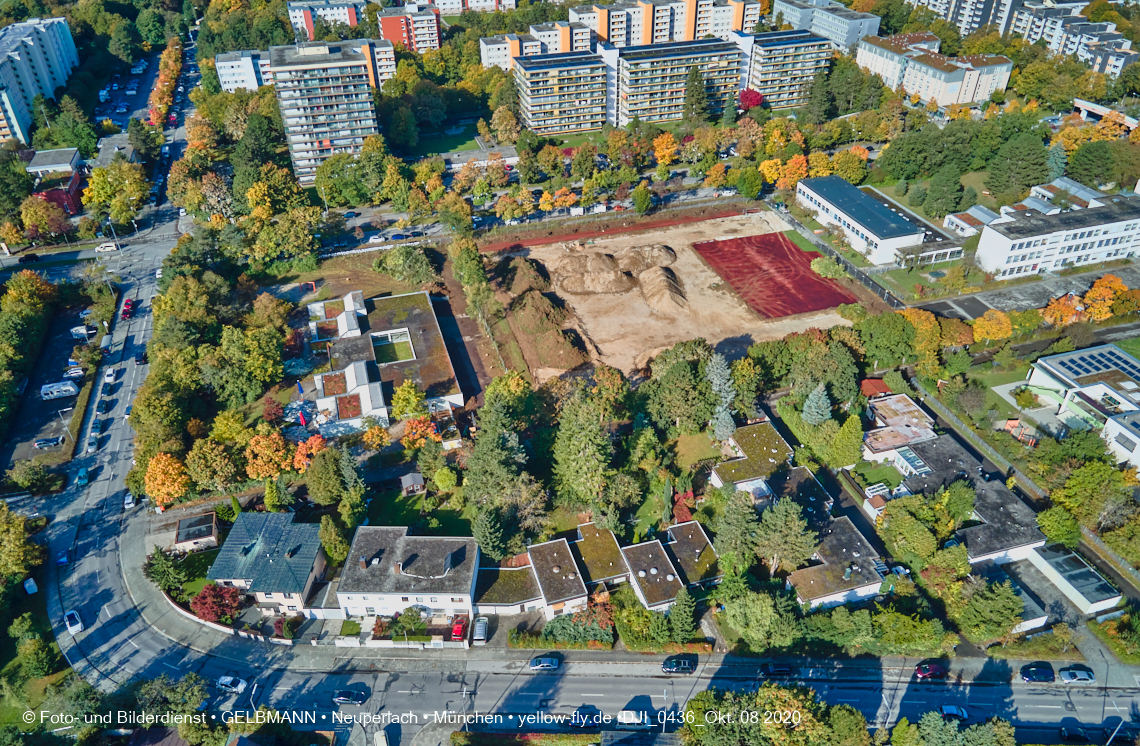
958;185;978;211
802;382;832;426
720;97;737;127
828;414;865;468
670;587;696;643
754;498;817;575
1047;141;1068;180
1069;141;1113;188
464;397;526;505
714;490;761;571
706;353;737;441
684;65;709;122
800;74;836;125
985;133;1048;201
472;508;507;560
923;163;964;219
552;392;612;507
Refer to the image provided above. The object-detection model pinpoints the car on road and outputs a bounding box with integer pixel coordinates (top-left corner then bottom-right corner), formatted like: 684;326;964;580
758;663;792;678
64;610;83;634
216;676;248;693
95;242;118;253
95;418;109;434
529;656;559;671
101;383;112;397
939;706;967;722
55;550;69;566
34;437;64;449
1021;663;1055;683
661;656;695;675
87;434;98;453
1060;728;1092;743
472;616;488;646
76;468;89;487
97;399;111;414
103;368;116;384
332;690;367;705
1060;668;1096;684
451;617;467;640
390;233;408;240
916;663;947;680
124;494;137;509
17;253;38;263
136;351;147;365
179;208;187;216
156;268;163;279
122;305;133;321
409;230;425;237
343;212;356;219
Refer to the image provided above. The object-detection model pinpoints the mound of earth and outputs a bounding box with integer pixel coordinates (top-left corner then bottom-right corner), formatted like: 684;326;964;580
616;244;677;274
639;266;688;313
505;257;551;295
511;289;566;335
556;253;620;275
560;269;637;295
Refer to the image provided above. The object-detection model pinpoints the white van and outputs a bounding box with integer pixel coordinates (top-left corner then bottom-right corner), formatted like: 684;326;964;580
616;711;653;730
95;242;118;253
41;381;80;400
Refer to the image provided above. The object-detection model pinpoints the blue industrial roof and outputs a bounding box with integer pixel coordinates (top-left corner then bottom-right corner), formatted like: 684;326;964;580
800;176;926;241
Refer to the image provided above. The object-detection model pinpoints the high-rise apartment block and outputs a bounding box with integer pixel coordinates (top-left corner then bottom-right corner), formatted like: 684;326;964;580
772;0;879;49
270;40;396;184
288;1;441;52
0;18;79;144
903;0;1020;37
513;52;609;135
856;33;1011;106
732;29;831;109
568;0;762;49
1007;0;1137;76
215;50;275;92
480;21;594;69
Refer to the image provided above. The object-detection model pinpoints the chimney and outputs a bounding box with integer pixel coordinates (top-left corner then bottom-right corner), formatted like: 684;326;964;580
359;556;367;570
395;562;402;574
843;566;852;580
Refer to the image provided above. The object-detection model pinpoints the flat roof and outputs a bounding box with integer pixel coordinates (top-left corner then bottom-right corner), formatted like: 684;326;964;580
367;292;461;400
800;176;926;241
528;538;587;604
713;422;793;484
615;38;741;62
987;194;1140;239
972;559;1047;621
570;523;628;585
621;541;683;608
664;521;720;586
339;526;478;595
750;29;830;48
269;39;389;69
864;394;937;452
1034;545;1120;604
787;516;883;602
513;51;605;70
473;566;543;605
767;466;832;526
1036;343;1140;390
176;513;217;544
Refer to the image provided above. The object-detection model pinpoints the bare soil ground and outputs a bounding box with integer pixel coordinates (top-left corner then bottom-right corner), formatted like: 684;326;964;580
508;213;855;374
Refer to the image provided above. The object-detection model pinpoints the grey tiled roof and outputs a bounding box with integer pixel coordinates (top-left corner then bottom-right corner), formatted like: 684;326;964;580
206;513;324;594
339;526;478;595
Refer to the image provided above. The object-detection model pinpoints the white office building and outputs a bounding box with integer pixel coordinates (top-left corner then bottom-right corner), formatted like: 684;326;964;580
795;176;926;264
974;187;1140;279
215;50;274;92
0;18;79;144
772;0;880;49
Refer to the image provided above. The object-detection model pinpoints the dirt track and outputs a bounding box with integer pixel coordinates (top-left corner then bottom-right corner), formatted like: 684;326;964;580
513;213;851;374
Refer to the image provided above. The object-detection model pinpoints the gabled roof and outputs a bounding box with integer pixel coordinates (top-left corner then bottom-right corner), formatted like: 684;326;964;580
206;513;324;594
664;521;720;586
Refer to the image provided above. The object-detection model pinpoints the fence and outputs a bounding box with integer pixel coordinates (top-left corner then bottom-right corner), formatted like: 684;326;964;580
770;201;906;309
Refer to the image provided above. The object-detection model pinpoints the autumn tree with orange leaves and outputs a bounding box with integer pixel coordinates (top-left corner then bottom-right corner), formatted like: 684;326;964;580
1083;274;1128;321
245;432;295;480
972;309;1013;343
1042;294;1083;327
402;416;442;449
899;308;943;378
145;453;191;508
776;154;809;191
293;435;328;473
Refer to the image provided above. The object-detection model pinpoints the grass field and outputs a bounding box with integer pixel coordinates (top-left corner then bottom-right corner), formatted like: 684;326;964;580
373;340;414;364
407;124;478;157
673;432;720;469
367;488;476;536
783;230;817;254
967;367;1031;419
180;548;221;596
0;566;70;724
853;461;904;489
1116;336;1140;360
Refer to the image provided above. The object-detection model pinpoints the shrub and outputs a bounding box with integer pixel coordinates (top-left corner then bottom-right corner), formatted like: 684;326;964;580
907;186;927;207
1013;387;1038;409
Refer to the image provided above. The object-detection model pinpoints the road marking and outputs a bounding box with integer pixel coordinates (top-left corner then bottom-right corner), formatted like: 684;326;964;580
1028;705;1063;709
580;695;604;698
127;638;139;649
163;662;180;670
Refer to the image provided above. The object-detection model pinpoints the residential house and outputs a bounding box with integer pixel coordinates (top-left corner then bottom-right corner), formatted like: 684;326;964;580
621;540;684;611
708;420;793;498
401;472;426;496
308;290;366;341
205;513;328;616
337;526;479;618
173;513;219;553
773;0;880;49
786;516;887;608
856;33;1011;106
528;538;589;619
473;564;544;615
663;521;721;589
569;522;630;587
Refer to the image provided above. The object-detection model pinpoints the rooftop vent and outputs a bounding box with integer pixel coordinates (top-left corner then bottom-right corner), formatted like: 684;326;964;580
638;570;647;578
359;556;367;569
552;565;561;573
650;567;658;575
666;574;675;581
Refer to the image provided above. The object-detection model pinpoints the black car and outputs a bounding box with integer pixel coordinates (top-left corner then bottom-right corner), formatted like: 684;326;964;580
332;690;367;705
95;418;108;434
135;351;147;365
17;253;38;263
662;656;695;674
101;383;112;396
1021;664;1055;683
96;399;112;414
759;663;792;678
1060;728;1091;744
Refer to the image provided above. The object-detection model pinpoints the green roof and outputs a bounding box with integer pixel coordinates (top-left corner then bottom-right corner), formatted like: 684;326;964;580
714;422;792;484
474;566;542;605
571;523;628;584
367;292;462;400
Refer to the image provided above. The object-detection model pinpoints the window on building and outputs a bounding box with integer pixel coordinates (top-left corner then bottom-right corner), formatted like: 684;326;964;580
264;593;274;598
1116;433;1138;452
366;607;376;614
402;597;409;602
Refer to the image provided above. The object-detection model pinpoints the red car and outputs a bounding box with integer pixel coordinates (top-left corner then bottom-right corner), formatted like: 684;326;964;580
121;299;134;320
916;663;947;680
451;617;468;640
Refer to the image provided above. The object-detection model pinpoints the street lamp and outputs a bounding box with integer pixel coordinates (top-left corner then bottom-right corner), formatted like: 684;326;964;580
105;219;121;249
131;219;139;236
57;407;73;439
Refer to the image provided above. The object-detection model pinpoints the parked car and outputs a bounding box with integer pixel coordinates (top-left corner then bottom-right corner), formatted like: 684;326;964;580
64;368;86;380
101;383;112;397
451;617;467;640
103;368;116;384
1060;728;1091;744
343;212;356;219
33;437;64;449
136;351;147;365
76;468;89;487
661;656;695;675
529;657;560;671
97;399;111;414
216;676;248;693
64;610;83;634
390;233;408;240
95;242;118;253
759;663;792;678
1021;663;1055;683
87;434;98;453
17;253;38;263
179;208;187;216
95;418;108;434
124;494;137;509
1060;668;1096;684
472;616;488;646
156;268;163;279
939;706;967;722
332;690;367;705
915;663;947;680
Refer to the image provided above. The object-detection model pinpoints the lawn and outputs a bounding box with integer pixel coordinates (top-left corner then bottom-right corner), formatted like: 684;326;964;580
441;14;461;23
0;567;70;724
783;229;817;254
407;123;479;157
373;340;414;364
966;367;1032;419
1116;336;1140;360
366;488;476;536
633;489;669;538
179;548;220;596
341;620;361;636
959;171;999;212
795;221;870;267
287;251;419;301
852;461;904;489
672;431;720;469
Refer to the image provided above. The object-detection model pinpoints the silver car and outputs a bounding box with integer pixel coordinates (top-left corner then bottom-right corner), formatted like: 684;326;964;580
472;616;488;646
1059;669;1096;684
529;657;559;671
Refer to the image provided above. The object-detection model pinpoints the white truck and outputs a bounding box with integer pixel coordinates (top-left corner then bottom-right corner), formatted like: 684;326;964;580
41;381;79;400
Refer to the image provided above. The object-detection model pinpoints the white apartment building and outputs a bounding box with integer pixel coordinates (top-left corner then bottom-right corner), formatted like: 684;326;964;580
857;34;1011;106
1008;0;1138;75
772;0;880;49
479;22;593;70
214;50;274;92
796;175;926;264
289;0;442;52
433;0;515;12
270;40;395;184
975;189;1140;279
731;29;832;109
905;0;1021;36
0;18;79;144
569;0;762;49
513;51;609;134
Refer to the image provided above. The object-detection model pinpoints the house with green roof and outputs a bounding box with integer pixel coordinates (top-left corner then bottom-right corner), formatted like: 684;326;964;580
708;421;793;497
205;513;327;617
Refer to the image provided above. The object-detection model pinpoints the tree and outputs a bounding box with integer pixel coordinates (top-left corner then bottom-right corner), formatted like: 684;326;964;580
923;164;963;219
633;181;652;214
82;159;151;223
831;150;867;185
958;580;1023;643
472;508;507;560
1047;141;1068;180
553;393;612;507
670;587;696;643
1084;273;1127;322
706;352;737;441
1036;506;1080;548
144;546;188;593
145;453;191;507
714;490;761;571
390;380;427;420
263;479;292;512
802;382;832;425
985;133;1049;202
1069;140;1114;187
830;414;865;468
190;583;241;623
306;448;347;506
244;432;294;480
185;438;238;493
654;133;679;167
1042;294;1082;327
19;636;53;678
722;590;798;651
318;515;350;565
20;196;70;238
6;460;50;492
7;612;36;641
830;705;871;746
755;498;816;574
684;65;709;122
363;424;391;450
973;309;1012;343
464;398;526;505
490;106;520;144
